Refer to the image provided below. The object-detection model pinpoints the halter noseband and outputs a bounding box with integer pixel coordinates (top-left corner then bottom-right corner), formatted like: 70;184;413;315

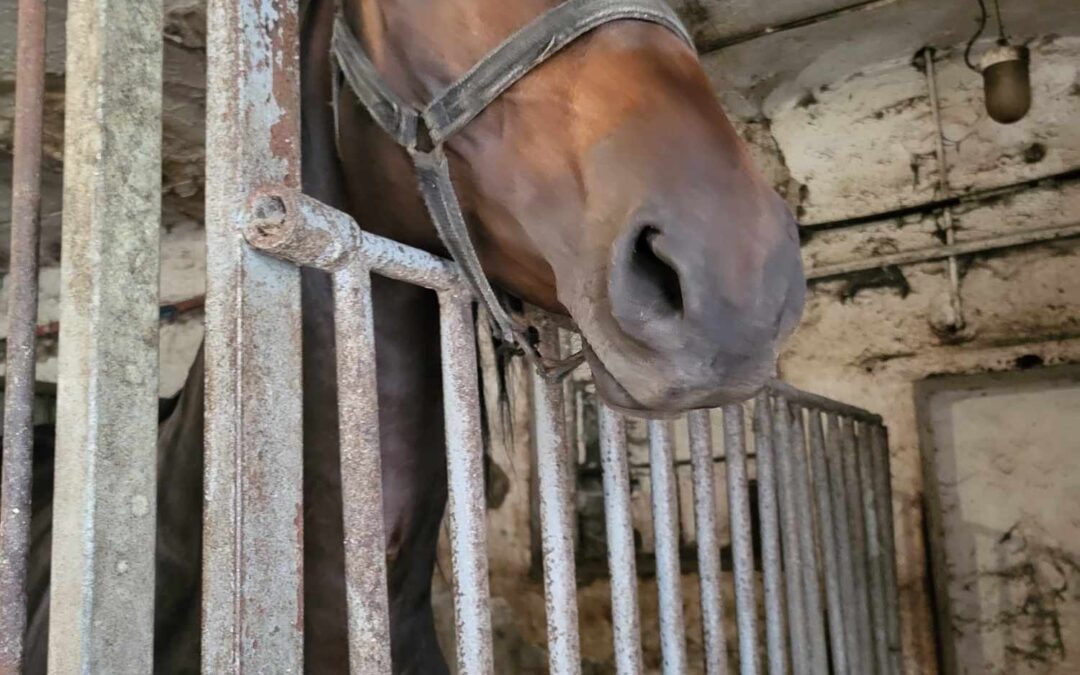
330;0;694;379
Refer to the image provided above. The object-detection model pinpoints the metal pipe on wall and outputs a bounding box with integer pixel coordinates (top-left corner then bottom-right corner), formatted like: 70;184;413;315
0;0;47;670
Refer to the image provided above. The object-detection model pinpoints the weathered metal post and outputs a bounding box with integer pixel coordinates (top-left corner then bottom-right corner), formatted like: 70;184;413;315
202;0;305;671
48;0;163;670
0;0;47;670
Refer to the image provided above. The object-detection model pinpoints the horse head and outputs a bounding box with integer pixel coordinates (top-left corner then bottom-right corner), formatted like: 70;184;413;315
321;0;805;413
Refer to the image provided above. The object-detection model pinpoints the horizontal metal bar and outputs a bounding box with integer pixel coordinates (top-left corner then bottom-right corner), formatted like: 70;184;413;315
766;379;882;423
698;0;900;53
598;406;644;675
243;186;463;291
332;261;392;673
806;221;1080;280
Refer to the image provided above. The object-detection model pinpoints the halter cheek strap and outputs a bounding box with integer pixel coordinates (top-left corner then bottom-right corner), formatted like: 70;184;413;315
330;0;694;378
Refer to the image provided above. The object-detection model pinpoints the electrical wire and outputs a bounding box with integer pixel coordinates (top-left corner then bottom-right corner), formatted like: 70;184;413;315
963;0;989;72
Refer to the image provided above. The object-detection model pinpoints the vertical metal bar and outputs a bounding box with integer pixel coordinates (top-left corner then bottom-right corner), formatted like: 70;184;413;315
48;0;163;669
840;419;874;673
858;424;889;675
688;410;728;675
202;0;305;671
789;407;828;674
871;426;903;675
752;394;786;675
440;292;495;675
598;406;644;675
0;0;46;669
532;325;581;675
724;404;761;675
825;414;861;674
805;410;849;675
648;419;688;674
773;400;810;675
333;262;392;673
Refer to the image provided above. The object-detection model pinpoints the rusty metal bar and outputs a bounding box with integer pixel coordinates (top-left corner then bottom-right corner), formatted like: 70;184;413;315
789;407;828;674
840;418;874;673
202;0;305;670
752;394;786;675
332;261;392;673
47;0;163;669
724;404;760;675
825;414;861;674
765;379;881;424
532;323;581;675
0;0;47;669
598;405;644;675
773;400;810;675
439;292;496;675
805;410;849;675
858;423;889;675
871;425;903;674
648;419;688;674
688;410;727;675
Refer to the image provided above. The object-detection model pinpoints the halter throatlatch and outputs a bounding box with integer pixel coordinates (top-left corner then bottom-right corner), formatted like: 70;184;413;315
331;0;694;379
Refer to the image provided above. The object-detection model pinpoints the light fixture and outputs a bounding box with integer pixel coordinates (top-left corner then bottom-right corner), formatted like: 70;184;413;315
964;0;1031;124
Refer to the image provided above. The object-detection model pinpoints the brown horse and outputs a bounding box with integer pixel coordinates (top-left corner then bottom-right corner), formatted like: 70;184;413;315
23;0;804;672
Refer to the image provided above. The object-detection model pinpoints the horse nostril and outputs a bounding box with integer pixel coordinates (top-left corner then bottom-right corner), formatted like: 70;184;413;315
632;226;683;315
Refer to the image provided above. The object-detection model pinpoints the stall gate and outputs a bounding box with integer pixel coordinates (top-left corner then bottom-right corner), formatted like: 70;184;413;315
0;0;903;673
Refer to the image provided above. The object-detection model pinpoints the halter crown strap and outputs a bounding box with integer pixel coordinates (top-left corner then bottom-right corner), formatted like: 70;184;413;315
330;0;695;376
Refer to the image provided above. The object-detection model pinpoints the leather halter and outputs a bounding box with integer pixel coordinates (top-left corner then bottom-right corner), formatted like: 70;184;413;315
330;0;694;379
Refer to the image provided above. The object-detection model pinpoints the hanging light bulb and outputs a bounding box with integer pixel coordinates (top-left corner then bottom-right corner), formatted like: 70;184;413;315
964;0;1032;124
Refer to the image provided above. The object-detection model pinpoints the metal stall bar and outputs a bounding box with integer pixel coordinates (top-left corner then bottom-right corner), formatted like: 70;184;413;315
871;425;903;674
752;394;786;675
858;423;889;675
648;420;689;674
688;410;728;675
533;322;582;675
772;400;810;675
47;0;163;669
333;258;393;674
245;190;497;674
724;404;761;675
788;407;828;674
825;414;861;674
202;0;305;669
0;0;46;669
840;418;874;673
439;293;496;675
805;410;849;675
599;406;644;675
